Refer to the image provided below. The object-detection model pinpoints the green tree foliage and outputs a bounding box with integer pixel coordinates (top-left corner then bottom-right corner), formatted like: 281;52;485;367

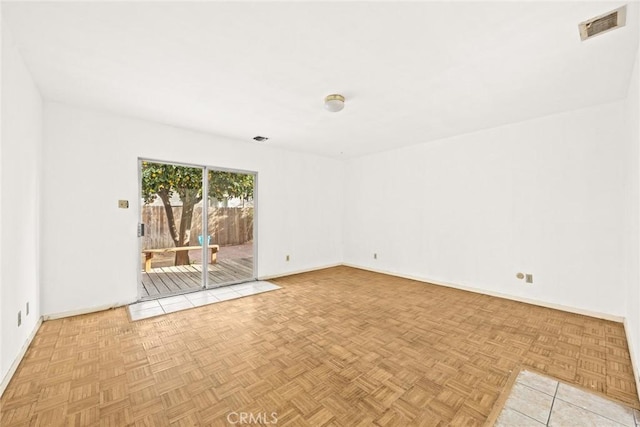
208;171;254;202
141;162;254;265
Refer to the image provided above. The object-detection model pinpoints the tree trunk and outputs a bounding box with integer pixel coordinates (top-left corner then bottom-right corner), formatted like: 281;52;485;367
174;189;201;266
158;190;180;246
158;188;202;266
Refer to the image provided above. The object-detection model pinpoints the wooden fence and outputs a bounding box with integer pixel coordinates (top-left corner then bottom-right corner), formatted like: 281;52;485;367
141;206;253;249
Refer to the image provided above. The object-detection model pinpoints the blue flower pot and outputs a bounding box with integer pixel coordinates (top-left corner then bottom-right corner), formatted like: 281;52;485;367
198;235;211;245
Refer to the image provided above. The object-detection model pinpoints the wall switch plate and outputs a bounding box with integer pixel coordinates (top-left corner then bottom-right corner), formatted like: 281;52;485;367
526;274;533;284
17;311;21;327
118;200;129;209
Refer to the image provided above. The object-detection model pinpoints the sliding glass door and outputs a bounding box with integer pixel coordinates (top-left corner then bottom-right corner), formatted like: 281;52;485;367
138;160;256;300
205;170;255;288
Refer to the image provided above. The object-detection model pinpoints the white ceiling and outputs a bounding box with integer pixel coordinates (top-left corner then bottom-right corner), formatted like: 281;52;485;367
2;1;639;158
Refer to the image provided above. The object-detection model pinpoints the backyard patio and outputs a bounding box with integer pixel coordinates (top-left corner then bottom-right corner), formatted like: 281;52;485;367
139;243;253;299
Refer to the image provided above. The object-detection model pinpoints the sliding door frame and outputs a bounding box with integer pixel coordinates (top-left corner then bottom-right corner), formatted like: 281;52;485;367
137;157;258;300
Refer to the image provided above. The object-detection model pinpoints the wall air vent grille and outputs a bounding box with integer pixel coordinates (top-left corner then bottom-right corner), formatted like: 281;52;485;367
579;6;626;41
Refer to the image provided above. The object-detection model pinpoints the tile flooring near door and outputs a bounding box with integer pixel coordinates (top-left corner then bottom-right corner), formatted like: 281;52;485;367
494;370;640;426
129;280;281;321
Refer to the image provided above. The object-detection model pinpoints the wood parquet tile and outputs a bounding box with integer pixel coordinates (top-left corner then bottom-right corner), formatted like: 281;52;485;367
1;266;639;426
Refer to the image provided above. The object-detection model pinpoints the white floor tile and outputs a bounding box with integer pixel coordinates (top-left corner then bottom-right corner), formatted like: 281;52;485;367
235;288;263;296
207;286;239;295
188;292;219;303
495;408;545;427
214;292;242;301
494;371;637;427
549;399;630;427
184;292;204;300
162;300;194;313
556;383;635;426
129;282;281;321
130;306;165;321
225;283;253;291
254;282;281;291
253;281;273;286
158;295;189;306
192;295;221;307
517;370;558;396
129;300;161;312
504;383;553;424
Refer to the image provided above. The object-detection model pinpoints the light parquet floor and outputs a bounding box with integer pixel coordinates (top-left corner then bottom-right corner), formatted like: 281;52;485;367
2;266;639;426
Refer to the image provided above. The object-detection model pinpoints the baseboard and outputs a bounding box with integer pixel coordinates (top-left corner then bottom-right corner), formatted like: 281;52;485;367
259;263;342;281
43;301;133;320
41;263;626;323
623;318;640;403
343;263;625;323
0;316;43;398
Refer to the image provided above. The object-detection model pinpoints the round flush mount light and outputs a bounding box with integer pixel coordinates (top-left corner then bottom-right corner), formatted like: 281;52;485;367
324;94;345;112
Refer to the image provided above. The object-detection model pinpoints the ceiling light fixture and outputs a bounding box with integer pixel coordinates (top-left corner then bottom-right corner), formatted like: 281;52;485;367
324;94;345;112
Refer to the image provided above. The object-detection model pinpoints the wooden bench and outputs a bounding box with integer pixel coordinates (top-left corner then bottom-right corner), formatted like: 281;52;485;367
142;245;219;272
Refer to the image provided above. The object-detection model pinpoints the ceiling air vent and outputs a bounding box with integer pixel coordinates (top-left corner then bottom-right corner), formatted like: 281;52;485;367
579;6;626;41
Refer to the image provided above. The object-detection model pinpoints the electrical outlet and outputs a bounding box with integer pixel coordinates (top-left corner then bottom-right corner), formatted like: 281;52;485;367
526;274;533;284
26;302;29;316
286;255;290;262
17;311;21;327
374;253;378;260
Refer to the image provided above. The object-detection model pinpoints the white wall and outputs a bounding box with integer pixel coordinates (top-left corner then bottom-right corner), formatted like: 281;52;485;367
1;9;4;391
626;44;640;390
41;102;344;316
0;23;43;387
344;100;630;318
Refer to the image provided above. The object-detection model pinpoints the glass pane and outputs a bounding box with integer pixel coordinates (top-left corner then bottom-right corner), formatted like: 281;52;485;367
139;161;205;298
206;170;255;287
